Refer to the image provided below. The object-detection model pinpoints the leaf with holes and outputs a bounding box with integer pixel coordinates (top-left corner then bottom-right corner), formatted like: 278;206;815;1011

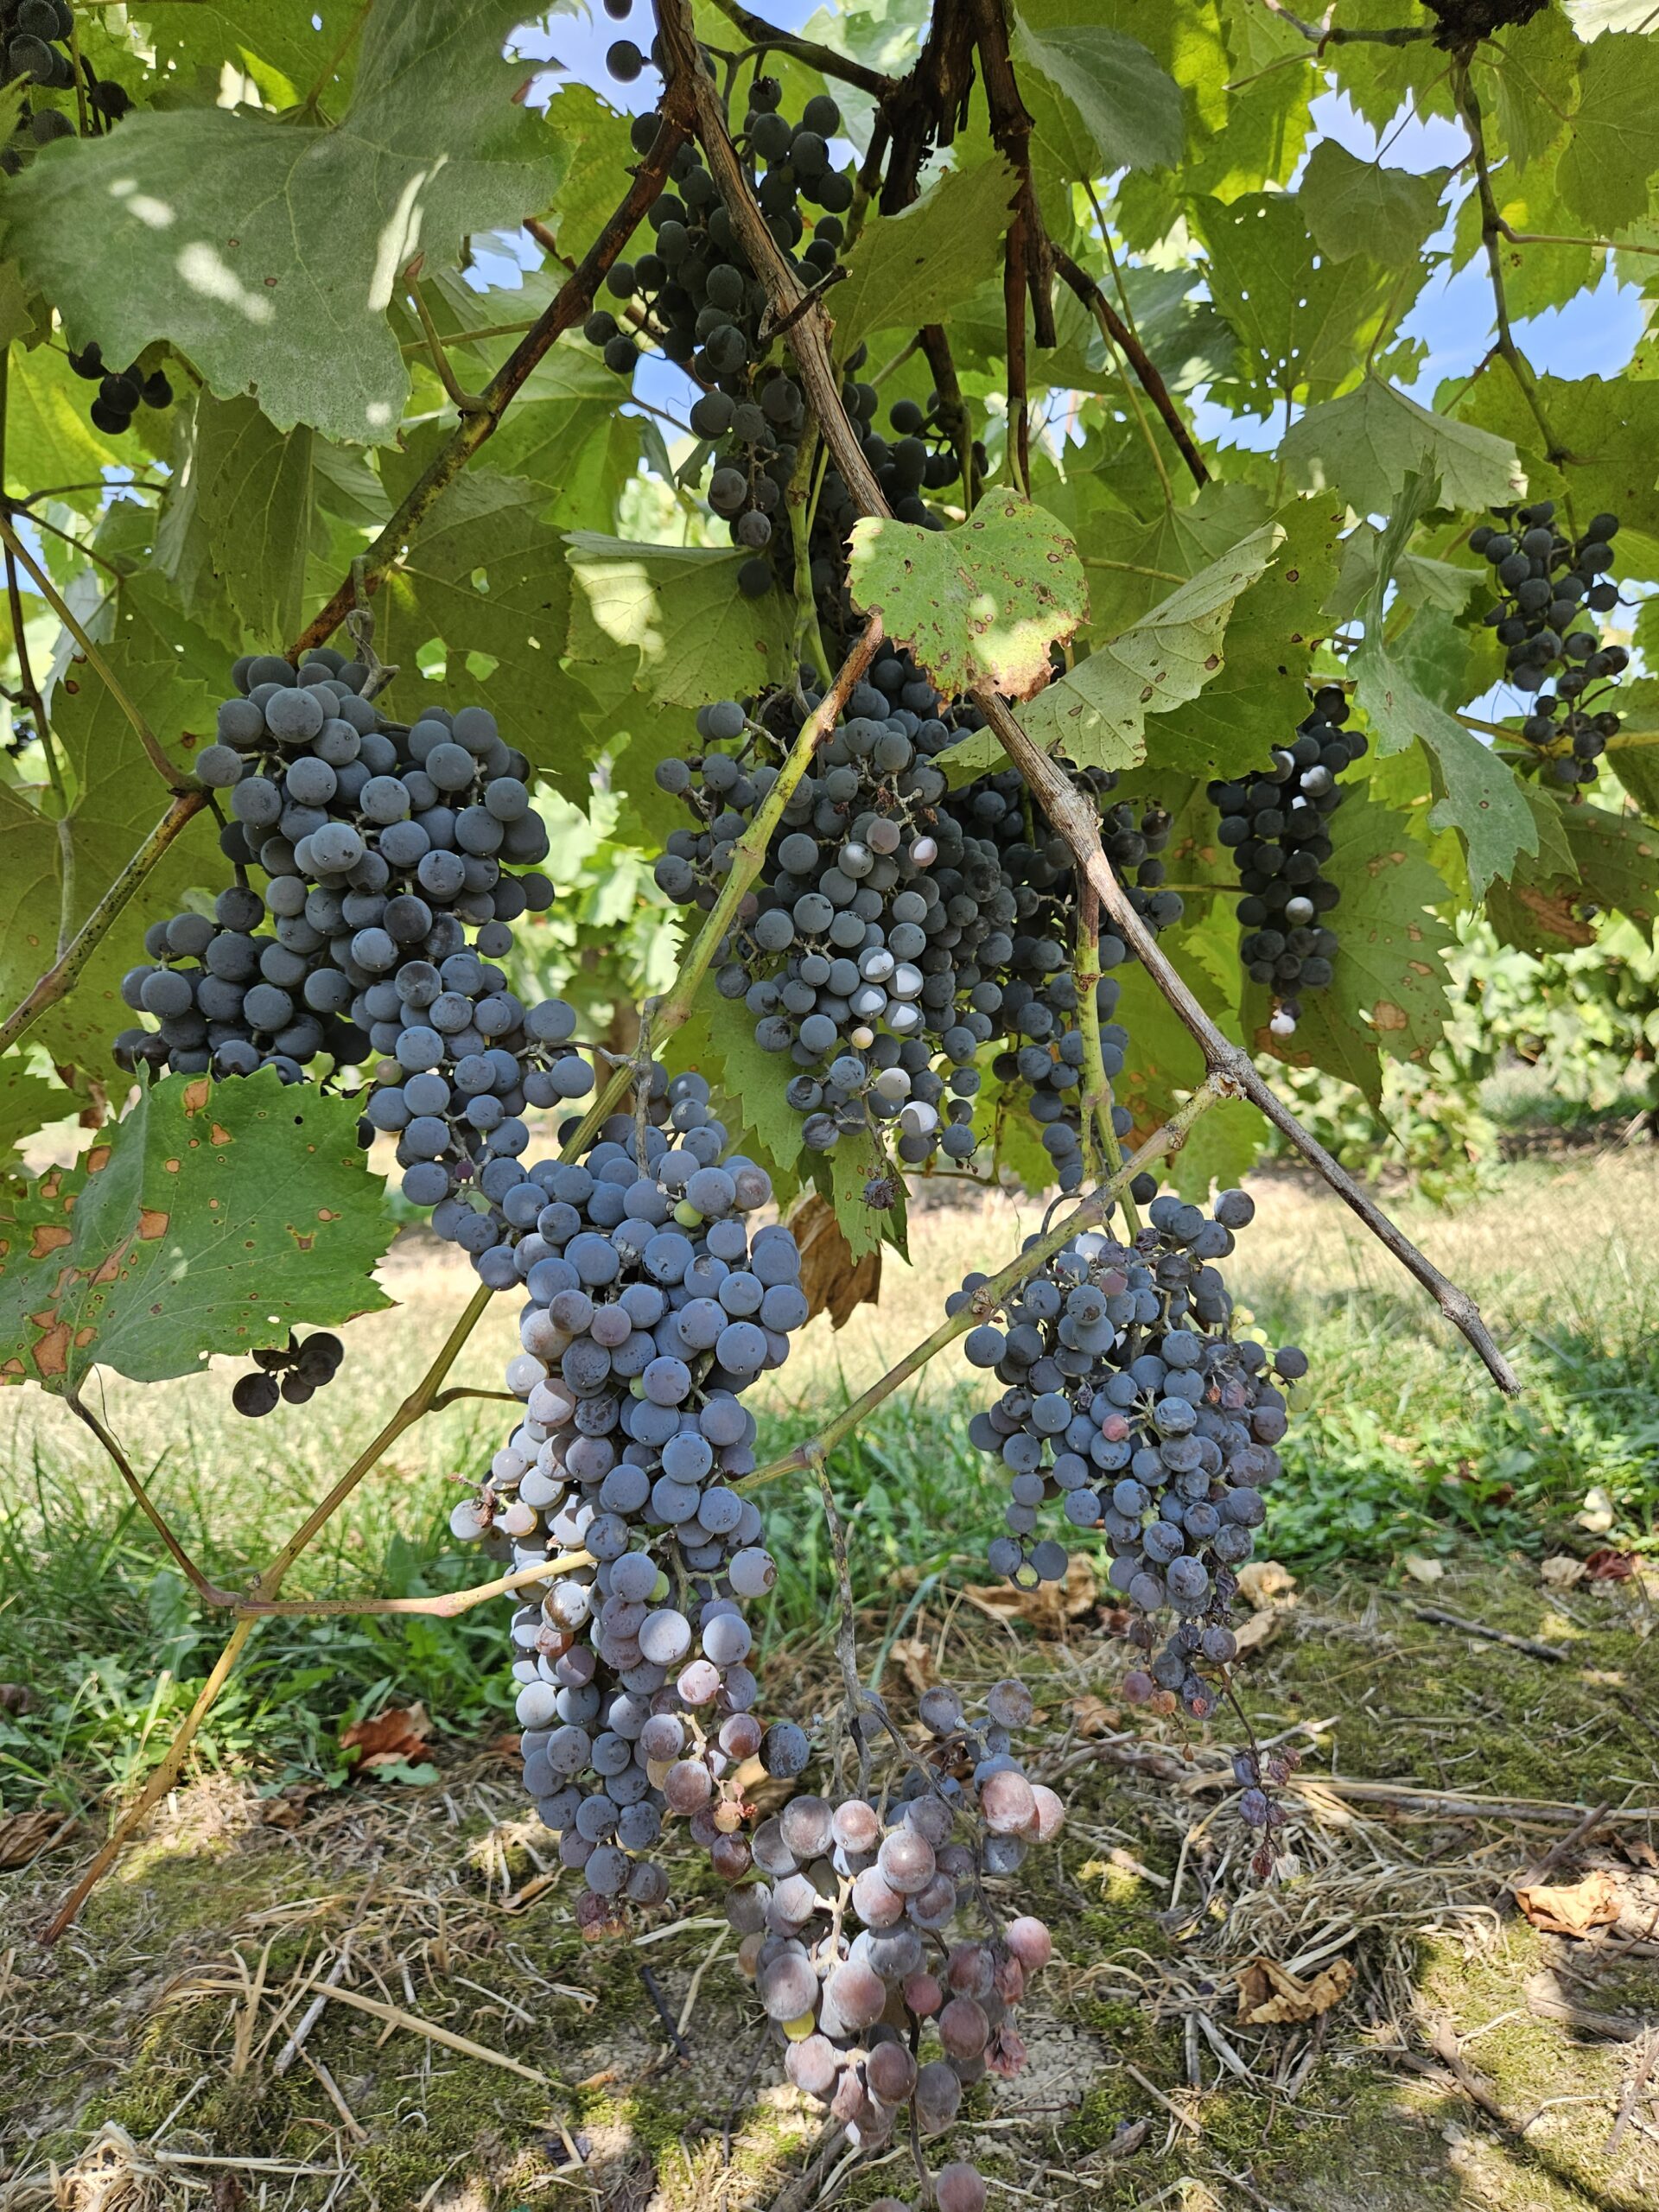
0;1069;392;1395
847;492;1086;702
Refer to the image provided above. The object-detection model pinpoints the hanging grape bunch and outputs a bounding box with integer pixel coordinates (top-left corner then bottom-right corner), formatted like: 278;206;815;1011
449;1074;814;1917
1475;502;1627;788
1210;683;1359;1038
113;650;596;1289
586;70;851;599
66;342;169;435
955;767;1181;1190
956;1187;1306;1715
231;1332;344;1419
654;661;1002;1181
725;1678;1060;2209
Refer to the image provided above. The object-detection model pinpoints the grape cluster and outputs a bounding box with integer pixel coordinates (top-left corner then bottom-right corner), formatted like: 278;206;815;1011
112;651;597;1285
654;663;999;1175
231;1331;343;1419
957;1187;1305;1714
725;1678;1059;2207
1474;502;1628;788
67;342;169;435
451;1075;812;1910
587;79;851;596
956;769;1180;1191
1210;683;1359;1037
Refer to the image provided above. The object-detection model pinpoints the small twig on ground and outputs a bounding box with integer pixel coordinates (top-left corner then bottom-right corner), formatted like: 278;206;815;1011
638;1960;691;2063
1392;1599;1567;1664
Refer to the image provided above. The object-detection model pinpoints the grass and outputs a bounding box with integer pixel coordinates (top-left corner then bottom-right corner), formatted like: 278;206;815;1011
3;1149;1659;1812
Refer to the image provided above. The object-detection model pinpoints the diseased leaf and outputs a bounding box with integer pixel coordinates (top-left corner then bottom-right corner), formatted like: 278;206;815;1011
565;535;791;709
1262;788;1454;1103
1011;526;1281;773
1352;478;1537;895
3;1;555;446
847;491;1086;702
833;157;1017;351
1281;376;1524;516
1014;16;1184;175
0;1070;392;1395
1300;142;1448;267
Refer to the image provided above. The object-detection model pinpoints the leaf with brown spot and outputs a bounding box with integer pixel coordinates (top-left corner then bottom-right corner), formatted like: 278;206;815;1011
341;1701;430;1770
963;1551;1097;1630
788;1193;881;1330
0;1068;392;1394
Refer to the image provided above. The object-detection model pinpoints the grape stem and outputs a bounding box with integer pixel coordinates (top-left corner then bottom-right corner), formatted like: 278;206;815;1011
0;789;209;1058
739;1077;1229;1497
655;0;1521;1395
1075;879;1141;1238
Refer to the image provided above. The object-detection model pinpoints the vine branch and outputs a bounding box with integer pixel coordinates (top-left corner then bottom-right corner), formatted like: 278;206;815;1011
703;0;899;97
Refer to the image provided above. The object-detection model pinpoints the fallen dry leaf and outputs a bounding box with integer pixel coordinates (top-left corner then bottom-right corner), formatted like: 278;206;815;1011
963;1552;1096;1632
0;1805;79;1871
1230;1607;1286;1656
1236;1953;1354;2026
788;1193;882;1330
1236;1559;1296;1610
1541;1554;1588;1590
1585;1548;1637;1581
258;1783;327;1830
340;1701;430;1770
1513;1867;1621;1938
1066;1694;1122;1738
1402;1554;1445;1585
0;1683;33;1715
887;1637;937;1696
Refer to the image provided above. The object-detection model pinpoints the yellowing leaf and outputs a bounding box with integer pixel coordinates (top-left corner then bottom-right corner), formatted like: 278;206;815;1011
848;491;1085;702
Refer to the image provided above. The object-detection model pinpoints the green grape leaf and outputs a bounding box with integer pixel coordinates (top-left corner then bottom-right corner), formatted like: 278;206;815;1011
3;0;555;447
1351;478;1537;896
1555;30;1659;235
136;1;369;106
1299;142;1448;267
532;84;639;257
1013;16;1184;174
1560;801;1659;937
1057;477;1271;637
564;535;792;709
1196;194;1398;415
0;1059;76;1155
1487;7;1583;172
1260;787;1454;1104
1010;525;1281;773
1281;374;1525;516
187;393;316;644
1;573;229;1084
1453;367;1659;560
671;995;801;1198
3;340;131;516
846;491;1086;702
0;1069;392;1395
377;449;588;768
832;156;1018;353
